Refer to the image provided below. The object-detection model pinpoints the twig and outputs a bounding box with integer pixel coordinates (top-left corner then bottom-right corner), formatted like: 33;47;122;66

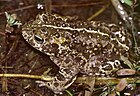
110;0;130;22
7;73;37;78
0;74;139;85
45;0;52;14
88;3;109;21
111;0;139;56
0;74;52;81
0;2;104;16
0;5;34;15
0;32;6;36
76;77;140;85
0;35;20;65
52;2;104;8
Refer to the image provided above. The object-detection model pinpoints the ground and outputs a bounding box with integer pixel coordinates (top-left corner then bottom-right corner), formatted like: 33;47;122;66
0;0;140;96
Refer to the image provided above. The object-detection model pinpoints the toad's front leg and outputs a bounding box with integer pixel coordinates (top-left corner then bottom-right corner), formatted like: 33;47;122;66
38;65;80;94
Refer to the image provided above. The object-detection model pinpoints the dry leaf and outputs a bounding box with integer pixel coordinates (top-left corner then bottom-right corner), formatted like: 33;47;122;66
116;78;127;92
117;69;136;76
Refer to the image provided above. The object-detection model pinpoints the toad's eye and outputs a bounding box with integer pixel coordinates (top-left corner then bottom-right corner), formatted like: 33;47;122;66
34;35;44;44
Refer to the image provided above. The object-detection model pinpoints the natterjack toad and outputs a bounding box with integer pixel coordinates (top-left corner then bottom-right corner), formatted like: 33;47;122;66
22;13;131;94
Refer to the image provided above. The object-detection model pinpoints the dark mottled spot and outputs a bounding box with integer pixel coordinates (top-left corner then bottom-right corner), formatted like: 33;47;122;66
42;15;48;22
71;31;79;38
54;33;60;38
77;44;86;52
110;25;119;32
40;28;47;34
54;82;59;87
63;68;72;74
56;74;65;81
75;57;82;63
49;43;59;54
83;53;90;59
52;43;59;48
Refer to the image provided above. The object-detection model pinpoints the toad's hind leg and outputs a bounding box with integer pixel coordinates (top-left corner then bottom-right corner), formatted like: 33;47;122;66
82;55;122;76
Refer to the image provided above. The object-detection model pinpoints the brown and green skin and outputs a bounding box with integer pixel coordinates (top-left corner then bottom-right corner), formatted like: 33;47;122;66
22;13;131;94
